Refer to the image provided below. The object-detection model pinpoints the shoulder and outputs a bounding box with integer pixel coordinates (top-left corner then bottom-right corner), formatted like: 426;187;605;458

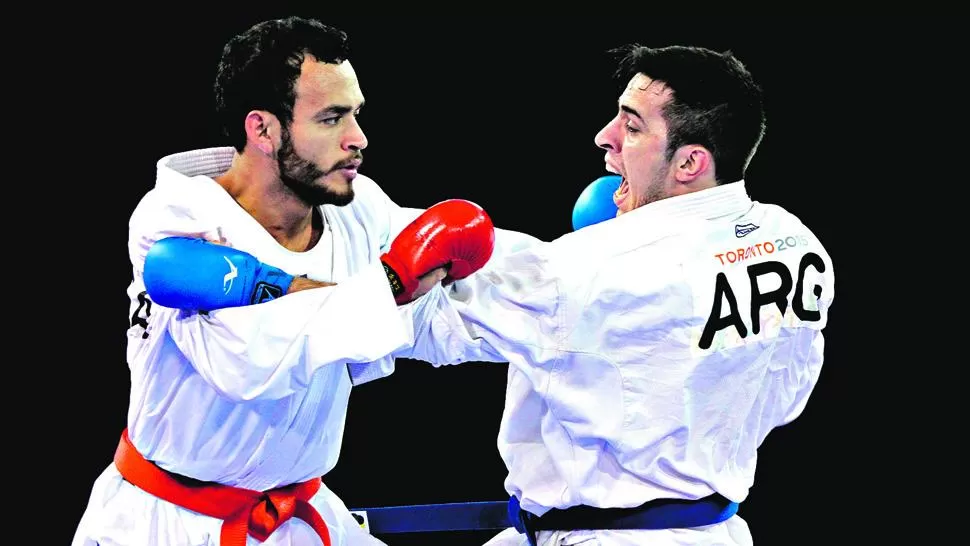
752;201;833;261
753;200;814;231
128;183;212;235
127;175;230;268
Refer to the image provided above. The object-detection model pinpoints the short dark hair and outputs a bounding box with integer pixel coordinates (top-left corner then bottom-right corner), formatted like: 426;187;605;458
214;16;352;152
611;45;766;184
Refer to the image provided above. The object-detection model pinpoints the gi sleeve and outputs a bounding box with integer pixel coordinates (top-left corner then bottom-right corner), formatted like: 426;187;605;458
374;185;544;257
127;189;413;402
398;243;563;367
347;179;550;366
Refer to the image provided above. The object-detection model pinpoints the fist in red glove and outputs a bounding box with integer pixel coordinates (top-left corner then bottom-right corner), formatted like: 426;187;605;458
381;199;496;304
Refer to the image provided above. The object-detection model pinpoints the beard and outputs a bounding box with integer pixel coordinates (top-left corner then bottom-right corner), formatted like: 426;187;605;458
634;160;673;209
277;128;358;207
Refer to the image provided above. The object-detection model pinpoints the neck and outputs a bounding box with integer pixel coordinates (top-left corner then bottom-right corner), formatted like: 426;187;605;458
673;174;719;197
215;151;322;252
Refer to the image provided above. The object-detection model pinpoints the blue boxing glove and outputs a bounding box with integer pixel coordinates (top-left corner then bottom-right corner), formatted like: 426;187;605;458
143;237;296;311
571;175;621;231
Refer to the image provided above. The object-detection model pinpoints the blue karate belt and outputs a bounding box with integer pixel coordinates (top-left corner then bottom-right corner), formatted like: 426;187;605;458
508;493;739;546
351;493;738;544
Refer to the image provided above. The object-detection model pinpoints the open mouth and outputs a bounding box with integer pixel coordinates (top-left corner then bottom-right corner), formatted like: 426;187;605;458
613;177;630;208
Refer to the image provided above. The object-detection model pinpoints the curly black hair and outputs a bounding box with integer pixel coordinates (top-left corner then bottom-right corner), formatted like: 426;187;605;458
214;16;352;152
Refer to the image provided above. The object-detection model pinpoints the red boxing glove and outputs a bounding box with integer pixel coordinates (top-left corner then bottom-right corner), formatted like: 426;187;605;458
381;199;496;304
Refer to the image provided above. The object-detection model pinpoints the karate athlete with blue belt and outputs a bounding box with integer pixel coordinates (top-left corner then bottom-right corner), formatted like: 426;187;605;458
406;44;836;546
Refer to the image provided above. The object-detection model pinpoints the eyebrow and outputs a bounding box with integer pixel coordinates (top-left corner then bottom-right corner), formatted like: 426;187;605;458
620;105;644;121
314;102;364;119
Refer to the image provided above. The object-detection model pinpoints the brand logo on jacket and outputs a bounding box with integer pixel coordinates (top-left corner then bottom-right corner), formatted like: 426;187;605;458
735;223;760;237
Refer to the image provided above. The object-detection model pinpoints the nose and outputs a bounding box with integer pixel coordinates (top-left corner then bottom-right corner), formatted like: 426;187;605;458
344;116;368;151
594;115;620;152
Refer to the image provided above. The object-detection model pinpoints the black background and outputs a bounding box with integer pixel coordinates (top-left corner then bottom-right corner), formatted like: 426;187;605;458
53;13;908;546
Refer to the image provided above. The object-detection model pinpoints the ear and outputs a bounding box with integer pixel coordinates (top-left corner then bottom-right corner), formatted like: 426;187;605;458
244;110;279;155
673;145;712;183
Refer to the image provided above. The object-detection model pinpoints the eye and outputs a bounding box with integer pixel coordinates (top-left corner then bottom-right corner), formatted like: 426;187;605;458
321;117;341;126
624;122;640;134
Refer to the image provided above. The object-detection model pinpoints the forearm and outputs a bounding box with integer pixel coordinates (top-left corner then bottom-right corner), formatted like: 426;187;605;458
157;263;411;401
492;226;545;255
398;225;548;364
398;255;561;367
395;283;505;365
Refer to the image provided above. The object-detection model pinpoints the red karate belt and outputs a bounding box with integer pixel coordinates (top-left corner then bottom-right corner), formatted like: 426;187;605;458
113;429;331;545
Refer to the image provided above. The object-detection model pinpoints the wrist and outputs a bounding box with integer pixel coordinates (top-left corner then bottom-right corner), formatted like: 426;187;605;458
286;276;335;294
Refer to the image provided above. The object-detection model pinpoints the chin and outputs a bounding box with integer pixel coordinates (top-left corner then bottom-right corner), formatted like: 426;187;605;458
328;186;356;207
331;177;354;194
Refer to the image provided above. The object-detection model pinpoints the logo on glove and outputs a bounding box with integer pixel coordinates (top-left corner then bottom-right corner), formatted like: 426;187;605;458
382;262;405;297
223;256;239;294
251;282;284;304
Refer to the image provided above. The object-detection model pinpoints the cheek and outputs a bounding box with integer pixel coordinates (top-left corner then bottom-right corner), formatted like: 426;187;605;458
291;131;330;160
628;141;665;172
624;146;649;178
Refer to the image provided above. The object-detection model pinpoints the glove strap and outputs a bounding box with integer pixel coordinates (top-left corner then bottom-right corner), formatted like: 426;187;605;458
249;265;295;304
382;261;406;300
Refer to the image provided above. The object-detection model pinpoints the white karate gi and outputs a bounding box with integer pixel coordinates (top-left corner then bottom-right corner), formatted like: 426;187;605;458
72;146;533;546
408;181;836;546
